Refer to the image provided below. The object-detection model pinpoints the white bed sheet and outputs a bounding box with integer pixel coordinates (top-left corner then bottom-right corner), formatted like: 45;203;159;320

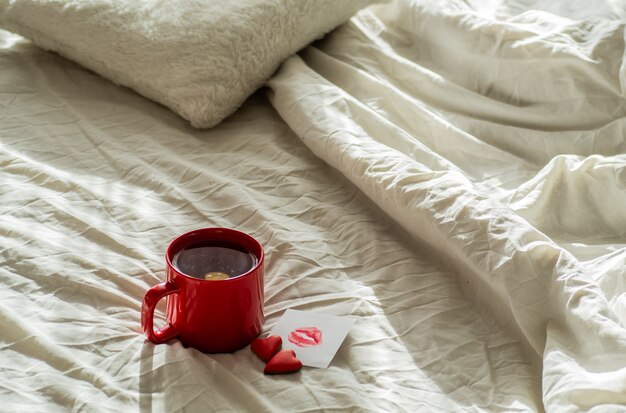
268;0;626;412
0;27;539;413
2;0;626;411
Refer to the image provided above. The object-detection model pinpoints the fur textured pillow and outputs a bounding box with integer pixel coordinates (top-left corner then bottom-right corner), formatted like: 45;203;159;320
0;0;379;128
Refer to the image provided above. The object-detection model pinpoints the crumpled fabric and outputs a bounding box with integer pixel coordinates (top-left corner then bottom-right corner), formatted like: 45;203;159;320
268;0;626;411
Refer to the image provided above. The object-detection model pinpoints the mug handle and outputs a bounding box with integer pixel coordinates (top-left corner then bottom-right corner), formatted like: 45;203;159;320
141;281;179;344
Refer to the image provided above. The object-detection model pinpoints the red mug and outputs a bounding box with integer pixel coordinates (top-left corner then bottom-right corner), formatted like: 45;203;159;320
141;228;264;353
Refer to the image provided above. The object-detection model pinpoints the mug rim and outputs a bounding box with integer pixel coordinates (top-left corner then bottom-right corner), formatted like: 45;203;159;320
165;227;264;283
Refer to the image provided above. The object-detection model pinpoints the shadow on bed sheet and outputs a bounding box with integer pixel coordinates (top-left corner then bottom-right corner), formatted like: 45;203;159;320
139;343;156;412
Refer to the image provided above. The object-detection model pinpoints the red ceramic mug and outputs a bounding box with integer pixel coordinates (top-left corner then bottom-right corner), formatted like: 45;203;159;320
141;228;264;353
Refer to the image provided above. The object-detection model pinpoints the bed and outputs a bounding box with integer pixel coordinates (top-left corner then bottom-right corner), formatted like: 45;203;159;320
1;0;625;412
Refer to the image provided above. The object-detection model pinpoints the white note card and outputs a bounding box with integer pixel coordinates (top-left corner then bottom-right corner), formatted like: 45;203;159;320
270;309;356;368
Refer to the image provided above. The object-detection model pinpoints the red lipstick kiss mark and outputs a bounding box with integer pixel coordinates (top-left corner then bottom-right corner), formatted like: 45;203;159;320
288;327;322;348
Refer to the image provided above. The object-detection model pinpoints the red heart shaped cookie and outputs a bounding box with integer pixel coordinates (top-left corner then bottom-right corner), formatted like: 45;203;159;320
264;349;302;375
251;335;282;362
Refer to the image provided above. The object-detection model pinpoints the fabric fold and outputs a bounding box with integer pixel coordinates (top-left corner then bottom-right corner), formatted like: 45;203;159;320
267;1;626;410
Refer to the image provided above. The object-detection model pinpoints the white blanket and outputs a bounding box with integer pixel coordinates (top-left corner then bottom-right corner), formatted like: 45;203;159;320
268;0;626;411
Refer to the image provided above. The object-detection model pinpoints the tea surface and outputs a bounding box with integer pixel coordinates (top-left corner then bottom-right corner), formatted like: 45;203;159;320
172;240;257;279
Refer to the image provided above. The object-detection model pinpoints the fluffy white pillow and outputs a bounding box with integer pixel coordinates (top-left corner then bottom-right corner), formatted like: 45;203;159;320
0;0;379;128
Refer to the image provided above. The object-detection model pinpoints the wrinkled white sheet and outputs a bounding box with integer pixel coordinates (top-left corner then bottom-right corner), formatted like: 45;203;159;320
0;28;539;413
268;0;626;412
2;0;626;411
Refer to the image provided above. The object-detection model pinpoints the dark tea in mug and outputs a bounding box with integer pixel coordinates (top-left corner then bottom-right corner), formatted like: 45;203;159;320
171;240;258;280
